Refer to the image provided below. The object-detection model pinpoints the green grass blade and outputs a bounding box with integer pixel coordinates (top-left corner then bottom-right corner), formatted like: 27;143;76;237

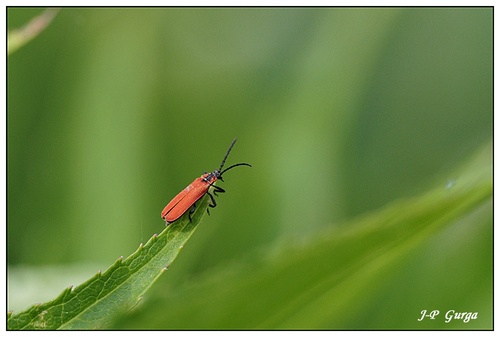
7;196;210;330
8;8;60;55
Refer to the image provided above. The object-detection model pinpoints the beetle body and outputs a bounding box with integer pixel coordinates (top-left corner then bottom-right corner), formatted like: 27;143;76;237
161;172;219;224
161;139;251;225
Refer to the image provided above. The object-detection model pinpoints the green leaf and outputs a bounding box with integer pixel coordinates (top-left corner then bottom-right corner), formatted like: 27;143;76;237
113;143;492;329
7;195;210;330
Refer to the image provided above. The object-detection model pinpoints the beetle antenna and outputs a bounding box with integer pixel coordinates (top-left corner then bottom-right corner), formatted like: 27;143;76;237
219;138;238;171
220;162;252;175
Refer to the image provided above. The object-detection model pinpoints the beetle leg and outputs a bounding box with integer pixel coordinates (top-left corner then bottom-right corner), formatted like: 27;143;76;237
211;185;225;197
207;191;217;212
188;202;196;222
208;191;217;208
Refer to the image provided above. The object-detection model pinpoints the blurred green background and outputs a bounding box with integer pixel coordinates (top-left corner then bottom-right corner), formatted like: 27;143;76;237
8;7;492;329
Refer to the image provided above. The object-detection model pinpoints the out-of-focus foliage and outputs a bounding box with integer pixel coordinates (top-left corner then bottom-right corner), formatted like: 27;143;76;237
8;7;492;329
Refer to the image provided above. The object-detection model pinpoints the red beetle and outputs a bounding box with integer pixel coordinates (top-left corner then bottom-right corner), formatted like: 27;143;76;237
161;138;251;224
